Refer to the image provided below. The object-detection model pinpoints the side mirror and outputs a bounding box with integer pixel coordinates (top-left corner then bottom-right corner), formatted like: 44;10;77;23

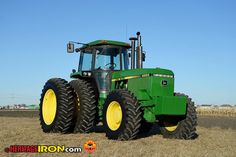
142;52;146;61
67;42;74;53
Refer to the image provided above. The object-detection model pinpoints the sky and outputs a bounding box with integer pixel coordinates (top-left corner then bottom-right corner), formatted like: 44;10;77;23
0;0;235;106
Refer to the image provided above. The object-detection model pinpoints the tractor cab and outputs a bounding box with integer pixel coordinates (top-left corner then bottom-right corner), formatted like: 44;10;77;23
68;40;131;94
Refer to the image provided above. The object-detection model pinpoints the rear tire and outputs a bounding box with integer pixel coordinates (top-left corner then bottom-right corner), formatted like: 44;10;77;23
103;90;142;140
39;78;75;133
70;79;97;133
159;93;197;139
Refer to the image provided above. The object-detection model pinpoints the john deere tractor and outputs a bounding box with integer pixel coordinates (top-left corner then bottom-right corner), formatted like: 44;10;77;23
39;32;197;140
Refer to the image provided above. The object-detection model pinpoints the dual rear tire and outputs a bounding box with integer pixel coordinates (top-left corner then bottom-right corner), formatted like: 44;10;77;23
39;78;97;133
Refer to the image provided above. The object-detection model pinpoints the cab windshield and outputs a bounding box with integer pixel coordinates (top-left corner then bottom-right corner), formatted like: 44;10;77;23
95;46;127;70
78;46;129;71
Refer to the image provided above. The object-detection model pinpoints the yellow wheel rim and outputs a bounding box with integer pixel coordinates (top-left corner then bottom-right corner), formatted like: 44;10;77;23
106;101;122;131
163;121;178;132
77;95;80;111
42;89;57;125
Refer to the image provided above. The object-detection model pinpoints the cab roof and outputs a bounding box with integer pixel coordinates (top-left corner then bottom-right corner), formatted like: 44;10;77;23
80;40;131;50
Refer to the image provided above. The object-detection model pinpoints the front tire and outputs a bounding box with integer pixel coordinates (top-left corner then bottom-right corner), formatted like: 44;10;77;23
39;78;75;133
103;90;142;140
159;93;197;139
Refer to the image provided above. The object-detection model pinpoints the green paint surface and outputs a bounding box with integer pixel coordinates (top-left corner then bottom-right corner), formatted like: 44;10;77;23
112;68;174;80
111;68;187;122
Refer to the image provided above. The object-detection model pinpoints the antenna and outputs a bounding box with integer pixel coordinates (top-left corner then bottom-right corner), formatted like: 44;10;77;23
125;24;128;42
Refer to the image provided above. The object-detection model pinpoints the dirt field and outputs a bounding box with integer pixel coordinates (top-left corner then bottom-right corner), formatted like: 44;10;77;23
0;110;39;118
0;111;236;157
1;110;236;130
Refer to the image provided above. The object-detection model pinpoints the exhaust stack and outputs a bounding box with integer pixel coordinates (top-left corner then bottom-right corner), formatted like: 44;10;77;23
136;32;143;69
129;37;137;69
129;32;144;69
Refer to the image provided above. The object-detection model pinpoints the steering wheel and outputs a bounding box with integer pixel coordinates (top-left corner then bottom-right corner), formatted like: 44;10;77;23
104;63;116;69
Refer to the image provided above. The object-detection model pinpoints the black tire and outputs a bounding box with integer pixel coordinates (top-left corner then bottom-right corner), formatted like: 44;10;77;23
103;90;142;140
139;120;154;134
159;93;197;139
70;79;97;133
39;78;75;133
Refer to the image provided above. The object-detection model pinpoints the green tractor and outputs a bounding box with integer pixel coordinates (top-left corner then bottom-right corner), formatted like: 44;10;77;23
39;32;197;140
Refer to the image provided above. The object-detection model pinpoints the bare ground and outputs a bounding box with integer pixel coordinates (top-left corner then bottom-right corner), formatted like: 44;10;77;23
1;110;236;130
0;116;236;157
0;110;39;118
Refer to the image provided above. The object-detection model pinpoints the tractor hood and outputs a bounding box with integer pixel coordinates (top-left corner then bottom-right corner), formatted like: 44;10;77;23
112;68;174;81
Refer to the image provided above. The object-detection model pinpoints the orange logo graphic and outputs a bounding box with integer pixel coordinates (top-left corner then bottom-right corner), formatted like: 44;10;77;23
84;140;96;153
